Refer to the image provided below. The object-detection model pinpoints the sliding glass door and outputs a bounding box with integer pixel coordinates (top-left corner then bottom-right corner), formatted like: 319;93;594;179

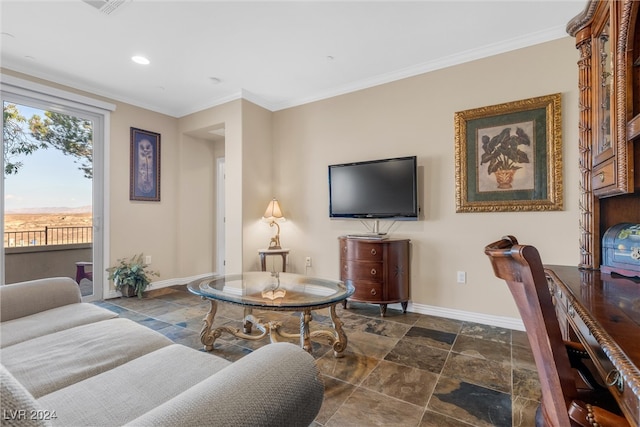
1;80;109;302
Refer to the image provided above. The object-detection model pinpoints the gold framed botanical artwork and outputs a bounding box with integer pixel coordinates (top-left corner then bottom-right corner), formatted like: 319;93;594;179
454;93;563;213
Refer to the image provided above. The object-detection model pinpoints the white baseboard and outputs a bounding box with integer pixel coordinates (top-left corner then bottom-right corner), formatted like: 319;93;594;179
105;276;525;331
104;290;119;299
104;272;217;299
388;301;525;331
149;272;216;289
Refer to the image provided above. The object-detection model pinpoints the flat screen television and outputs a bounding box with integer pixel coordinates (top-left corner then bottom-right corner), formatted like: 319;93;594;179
328;156;418;221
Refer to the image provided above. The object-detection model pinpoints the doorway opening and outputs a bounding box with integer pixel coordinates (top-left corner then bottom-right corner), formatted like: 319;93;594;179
1;76;112;301
3;101;94;295
217;157;225;274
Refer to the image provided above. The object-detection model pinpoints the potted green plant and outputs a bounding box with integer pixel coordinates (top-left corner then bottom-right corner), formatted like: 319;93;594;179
480;127;531;189
106;254;158;298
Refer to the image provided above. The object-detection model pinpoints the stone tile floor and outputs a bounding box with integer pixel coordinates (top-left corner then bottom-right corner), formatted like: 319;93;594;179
96;285;541;427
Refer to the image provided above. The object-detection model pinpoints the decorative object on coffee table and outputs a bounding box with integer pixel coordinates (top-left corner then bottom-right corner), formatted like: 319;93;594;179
106;253;158;298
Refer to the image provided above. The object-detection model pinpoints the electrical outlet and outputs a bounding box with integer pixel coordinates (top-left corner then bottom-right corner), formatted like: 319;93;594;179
145;255;152;265
456;271;466;283
305;256;312;267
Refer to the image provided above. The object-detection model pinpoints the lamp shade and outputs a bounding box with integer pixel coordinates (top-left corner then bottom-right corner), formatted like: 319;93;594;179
262;198;285;221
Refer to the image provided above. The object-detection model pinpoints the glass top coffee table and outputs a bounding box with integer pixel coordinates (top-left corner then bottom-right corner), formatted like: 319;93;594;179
187;272;355;357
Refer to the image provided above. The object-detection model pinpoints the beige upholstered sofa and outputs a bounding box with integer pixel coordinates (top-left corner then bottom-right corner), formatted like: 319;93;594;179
0;277;324;426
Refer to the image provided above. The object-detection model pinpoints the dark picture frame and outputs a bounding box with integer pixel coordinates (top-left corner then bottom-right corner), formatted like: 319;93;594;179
454;93;563;213
130;127;161;201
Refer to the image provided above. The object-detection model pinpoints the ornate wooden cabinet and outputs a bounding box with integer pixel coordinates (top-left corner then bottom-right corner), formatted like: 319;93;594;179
567;0;640;269
557;3;640;424
338;237;410;317
546;265;640;426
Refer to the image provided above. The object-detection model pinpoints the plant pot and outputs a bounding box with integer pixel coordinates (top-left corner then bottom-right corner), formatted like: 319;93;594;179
494;169;516;189
119;284;137;298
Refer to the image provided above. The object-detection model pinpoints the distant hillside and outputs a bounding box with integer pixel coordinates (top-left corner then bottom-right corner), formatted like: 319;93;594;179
5;206;92;214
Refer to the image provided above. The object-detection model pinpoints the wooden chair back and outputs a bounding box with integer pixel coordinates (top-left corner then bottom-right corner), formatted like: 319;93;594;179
484;236;577;427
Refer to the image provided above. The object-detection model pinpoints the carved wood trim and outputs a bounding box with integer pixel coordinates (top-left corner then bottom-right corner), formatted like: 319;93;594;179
572;0;637;268
546;268;640;409
577;33;596;269
567;1;600;37
614;0;634;192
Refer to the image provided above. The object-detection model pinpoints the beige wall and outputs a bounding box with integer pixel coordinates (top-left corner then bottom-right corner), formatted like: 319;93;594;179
270;37;580;320
176;99;274;275
1;69;232;286
108;102;180;280
240;100;275;271
3;35;581;323
0;69;187;290
178;100;244;274
177;133;224;275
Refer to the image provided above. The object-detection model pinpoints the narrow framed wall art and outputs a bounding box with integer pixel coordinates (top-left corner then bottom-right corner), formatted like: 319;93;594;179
130;127;161;202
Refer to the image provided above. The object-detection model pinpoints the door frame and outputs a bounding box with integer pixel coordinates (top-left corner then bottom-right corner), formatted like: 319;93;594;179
1;74;115;301
216;157;225;274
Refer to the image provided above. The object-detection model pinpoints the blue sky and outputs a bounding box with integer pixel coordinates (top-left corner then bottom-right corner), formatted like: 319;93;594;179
4;104;92;212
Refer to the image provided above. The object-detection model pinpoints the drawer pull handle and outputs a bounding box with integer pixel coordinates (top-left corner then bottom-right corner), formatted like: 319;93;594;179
598;172;605;182
370;269;377;276
370;289;377;296
370;249;377;256
343;265;348;272
606;370;624;392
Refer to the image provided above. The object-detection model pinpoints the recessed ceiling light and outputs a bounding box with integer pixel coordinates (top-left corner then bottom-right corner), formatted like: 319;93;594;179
131;55;150;65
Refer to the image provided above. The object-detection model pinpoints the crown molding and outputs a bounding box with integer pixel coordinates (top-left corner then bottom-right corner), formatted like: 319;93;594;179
270;25;569;112
3;25;570;117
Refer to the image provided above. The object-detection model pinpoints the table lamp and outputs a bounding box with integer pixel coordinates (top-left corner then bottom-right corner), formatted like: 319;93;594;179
262;198;285;249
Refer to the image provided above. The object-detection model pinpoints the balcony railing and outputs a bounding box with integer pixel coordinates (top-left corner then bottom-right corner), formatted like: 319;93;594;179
4;226;93;247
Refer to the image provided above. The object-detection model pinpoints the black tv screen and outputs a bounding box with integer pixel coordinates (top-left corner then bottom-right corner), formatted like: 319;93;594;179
328;156;418;220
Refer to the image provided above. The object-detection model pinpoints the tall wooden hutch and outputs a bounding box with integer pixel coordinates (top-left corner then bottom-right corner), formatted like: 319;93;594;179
567;0;640;270
547;2;640;423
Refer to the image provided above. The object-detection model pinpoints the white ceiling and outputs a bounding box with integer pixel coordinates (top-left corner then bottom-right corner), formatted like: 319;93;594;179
0;1;586;118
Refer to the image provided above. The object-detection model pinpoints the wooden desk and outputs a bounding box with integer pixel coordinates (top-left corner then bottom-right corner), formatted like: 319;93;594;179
545;265;640;426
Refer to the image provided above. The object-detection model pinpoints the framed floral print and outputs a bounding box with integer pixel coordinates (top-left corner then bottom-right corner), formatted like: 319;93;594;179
454;93;563;213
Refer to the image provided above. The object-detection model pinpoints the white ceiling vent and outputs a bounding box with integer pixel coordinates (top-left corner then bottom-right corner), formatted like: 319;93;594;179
82;0;129;15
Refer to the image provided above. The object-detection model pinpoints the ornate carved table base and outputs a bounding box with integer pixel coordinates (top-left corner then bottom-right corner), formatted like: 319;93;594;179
199;299;348;358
